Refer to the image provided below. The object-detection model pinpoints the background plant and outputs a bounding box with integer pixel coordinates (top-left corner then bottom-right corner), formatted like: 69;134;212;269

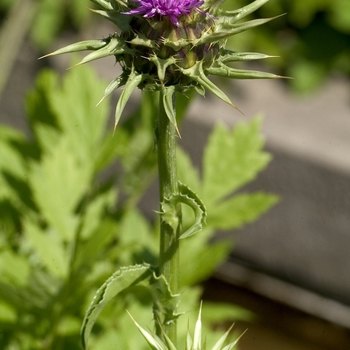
0;64;277;349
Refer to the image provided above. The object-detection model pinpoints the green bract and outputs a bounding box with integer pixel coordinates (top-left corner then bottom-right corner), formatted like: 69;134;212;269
128;302;247;350
42;0;280;127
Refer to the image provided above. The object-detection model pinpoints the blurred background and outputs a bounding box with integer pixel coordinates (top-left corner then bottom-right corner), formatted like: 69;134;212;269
1;0;350;349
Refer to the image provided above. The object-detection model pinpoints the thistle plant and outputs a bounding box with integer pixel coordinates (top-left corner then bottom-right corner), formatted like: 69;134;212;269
42;0;281;348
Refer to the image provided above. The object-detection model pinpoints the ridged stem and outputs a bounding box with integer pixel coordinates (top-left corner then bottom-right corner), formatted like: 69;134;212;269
156;89;180;345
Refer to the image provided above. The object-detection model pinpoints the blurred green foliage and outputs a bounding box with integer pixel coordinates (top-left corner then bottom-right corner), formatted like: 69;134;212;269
0;64;276;349
0;0;91;49
225;0;350;93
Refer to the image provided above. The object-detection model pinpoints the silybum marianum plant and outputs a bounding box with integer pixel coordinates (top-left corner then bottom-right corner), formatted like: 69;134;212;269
42;0;281;348
43;0;281;129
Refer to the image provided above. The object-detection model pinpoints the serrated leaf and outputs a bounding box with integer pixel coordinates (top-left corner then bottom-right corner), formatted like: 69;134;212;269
0;126;28;200
161;182;206;240
79;186;117;240
202;116;271;204
47;65;110;164
81;264;153;349
119;209;153;246
208;192;279;230
24;219;68;278
29;138;92;240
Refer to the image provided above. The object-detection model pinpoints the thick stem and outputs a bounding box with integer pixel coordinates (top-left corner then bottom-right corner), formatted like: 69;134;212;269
156;90;180;344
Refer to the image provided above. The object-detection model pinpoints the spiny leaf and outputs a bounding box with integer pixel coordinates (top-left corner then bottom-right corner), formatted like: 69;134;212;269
81;264;180;349
206;65;283;80
221;0;270;22
161;182;207;240
127;311;167;350
162;85;180;136
219;50;277;63
97;74;127;106
91;9;132;31
204;16;280;44
81;264;153;349
193;302;203;350
181;61;240;111
90;0;114;11
211;325;234;350
39;39;107;59
74;36;128;66
114;69;143;129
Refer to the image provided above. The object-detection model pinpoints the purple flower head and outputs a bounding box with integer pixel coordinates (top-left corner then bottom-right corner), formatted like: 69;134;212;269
123;0;207;26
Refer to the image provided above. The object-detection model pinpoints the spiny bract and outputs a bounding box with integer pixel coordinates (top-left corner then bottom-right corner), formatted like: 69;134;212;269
42;0;281;126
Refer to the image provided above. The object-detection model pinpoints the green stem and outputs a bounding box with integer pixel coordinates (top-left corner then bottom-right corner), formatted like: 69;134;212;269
156;89;181;344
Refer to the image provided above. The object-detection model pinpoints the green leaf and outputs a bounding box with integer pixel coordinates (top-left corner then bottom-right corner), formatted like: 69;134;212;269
202;116;271;204
31;0;64;49
40;39;108;59
202;303;253;324
0;126;28;200
117;209;157;266
48;65;110;165
29;138;92;240
180;61;238;110
127;311;167;350
81;264;180;349
75;36;128;66
97;74;126;106
24;219;68;278
0;250;30;286
162;85;179;135
81;264;153;349
161;182;207;240
180;232;231;287
0;300;16;323
208;192;279;230
210;325;233;350
206;65;282;80
176;147;200;194
114;69;143;129
79;186;117;240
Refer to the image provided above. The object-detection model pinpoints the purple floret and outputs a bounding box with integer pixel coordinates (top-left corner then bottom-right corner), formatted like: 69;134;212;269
123;0;206;26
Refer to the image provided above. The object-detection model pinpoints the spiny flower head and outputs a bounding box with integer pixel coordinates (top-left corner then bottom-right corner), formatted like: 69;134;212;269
123;0;208;27
42;0;282;127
